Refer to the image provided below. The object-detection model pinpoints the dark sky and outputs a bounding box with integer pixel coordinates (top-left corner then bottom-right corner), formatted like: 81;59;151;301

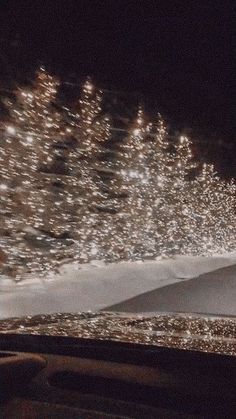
0;0;235;173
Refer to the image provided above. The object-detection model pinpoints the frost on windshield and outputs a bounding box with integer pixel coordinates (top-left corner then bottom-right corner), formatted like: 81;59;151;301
0;67;235;280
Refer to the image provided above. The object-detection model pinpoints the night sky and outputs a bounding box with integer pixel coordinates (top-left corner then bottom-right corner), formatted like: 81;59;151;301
0;0;235;175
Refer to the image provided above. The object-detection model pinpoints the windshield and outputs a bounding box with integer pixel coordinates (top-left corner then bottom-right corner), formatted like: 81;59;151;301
0;1;235;349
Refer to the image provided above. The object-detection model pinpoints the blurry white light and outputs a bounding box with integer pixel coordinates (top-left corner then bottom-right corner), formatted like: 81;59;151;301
133;129;141;136
26;135;33;143
129;170;139;178
0;183;8;191
85;81;93;92
6;126;16;135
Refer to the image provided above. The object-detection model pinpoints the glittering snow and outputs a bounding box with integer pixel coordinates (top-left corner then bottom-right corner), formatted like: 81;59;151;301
2;311;236;357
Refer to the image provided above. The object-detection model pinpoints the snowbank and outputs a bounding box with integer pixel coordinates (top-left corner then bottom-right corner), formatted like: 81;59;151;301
0;252;236;318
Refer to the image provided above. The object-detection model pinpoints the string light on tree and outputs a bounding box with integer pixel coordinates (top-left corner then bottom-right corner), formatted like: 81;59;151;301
0;69;101;276
0;67;235;279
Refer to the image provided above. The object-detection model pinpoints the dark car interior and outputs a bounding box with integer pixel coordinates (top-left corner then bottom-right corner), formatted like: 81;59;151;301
1;333;236;418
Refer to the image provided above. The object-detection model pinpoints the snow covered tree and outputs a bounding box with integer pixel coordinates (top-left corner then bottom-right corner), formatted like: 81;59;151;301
0;67;66;276
64;78;116;260
117;110;174;259
159;134;197;255
160;140;236;256
0;69;102;277
0;70;235;278
191;164;236;254
68;78;110;159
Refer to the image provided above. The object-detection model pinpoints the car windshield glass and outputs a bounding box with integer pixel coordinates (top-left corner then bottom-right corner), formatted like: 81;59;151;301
0;1;235;350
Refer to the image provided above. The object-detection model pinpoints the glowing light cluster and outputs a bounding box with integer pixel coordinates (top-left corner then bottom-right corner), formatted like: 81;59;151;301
0;68;235;279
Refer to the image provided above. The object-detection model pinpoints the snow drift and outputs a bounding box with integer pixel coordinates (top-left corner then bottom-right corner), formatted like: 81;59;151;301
0;252;236;319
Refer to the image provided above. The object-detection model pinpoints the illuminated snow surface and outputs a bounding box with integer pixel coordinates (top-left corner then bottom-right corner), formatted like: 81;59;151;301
0;252;236;319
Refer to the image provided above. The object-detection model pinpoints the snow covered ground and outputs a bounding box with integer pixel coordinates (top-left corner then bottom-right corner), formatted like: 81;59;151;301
0;252;236;319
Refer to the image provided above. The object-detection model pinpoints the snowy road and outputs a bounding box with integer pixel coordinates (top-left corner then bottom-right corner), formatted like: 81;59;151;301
0;253;236;319
106;263;236;315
